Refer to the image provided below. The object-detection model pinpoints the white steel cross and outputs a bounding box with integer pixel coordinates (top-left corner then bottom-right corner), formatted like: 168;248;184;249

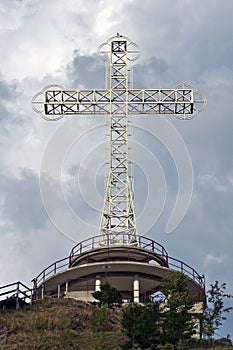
32;34;206;247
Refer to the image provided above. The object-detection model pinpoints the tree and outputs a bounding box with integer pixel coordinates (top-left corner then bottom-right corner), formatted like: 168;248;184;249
90;304;109;333
122;302;161;350
203;281;233;340
160;272;196;350
92;282;123;307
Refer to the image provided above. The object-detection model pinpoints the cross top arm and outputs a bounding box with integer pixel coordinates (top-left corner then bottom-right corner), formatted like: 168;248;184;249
32;34;206;121
32;84;206;121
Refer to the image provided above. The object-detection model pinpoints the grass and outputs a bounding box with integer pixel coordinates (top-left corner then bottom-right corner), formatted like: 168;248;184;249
0;298;126;349
0;298;232;350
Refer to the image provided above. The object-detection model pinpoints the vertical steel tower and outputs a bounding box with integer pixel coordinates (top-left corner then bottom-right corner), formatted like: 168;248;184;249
99;36;137;245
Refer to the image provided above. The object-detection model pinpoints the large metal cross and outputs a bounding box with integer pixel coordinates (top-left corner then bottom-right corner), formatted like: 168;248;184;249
32;34;206;247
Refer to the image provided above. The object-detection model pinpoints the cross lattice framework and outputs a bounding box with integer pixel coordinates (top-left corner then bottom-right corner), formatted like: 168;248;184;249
32;34;206;247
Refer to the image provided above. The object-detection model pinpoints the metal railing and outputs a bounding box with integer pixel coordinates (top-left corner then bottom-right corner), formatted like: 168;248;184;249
0;281;33;309
69;234;168;260
33;256;71;286
33;235;205;290
167;257;205;289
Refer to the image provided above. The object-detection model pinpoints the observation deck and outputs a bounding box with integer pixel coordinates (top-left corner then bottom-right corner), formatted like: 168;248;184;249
33;235;205;303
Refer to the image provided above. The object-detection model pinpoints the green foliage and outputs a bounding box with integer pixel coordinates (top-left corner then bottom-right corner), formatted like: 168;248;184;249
121;272;201;350
64;329;79;337
0;298;125;349
57;315;70;329
90;304;109;333
203;281;233;339
92;282;123;307
161;272;190;298
121;302;161;350
160;272;196;349
157;344;173;350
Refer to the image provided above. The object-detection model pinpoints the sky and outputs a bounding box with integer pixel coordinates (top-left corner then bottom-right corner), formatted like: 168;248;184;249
0;0;232;337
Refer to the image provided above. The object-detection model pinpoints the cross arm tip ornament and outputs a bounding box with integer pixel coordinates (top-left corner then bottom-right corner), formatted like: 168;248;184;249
31;83;207;121
173;83;207;120
31;85;66;121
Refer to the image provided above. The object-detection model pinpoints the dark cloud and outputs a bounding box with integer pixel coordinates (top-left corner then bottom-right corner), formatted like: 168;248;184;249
0;168;73;285
0;169;47;231
66;52;105;89
133;56;172;88
0;0;232;336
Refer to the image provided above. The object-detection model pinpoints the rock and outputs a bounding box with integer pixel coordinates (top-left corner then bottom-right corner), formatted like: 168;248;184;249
215;337;232;346
0;323;15;345
0;324;8;345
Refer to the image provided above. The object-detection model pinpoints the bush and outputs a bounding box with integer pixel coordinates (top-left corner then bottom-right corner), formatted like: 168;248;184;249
92;283;123;308
122;302;161;350
90;305;109;333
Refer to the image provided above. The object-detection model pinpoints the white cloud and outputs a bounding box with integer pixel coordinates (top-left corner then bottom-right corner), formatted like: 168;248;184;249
204;253;225;266
198;173;227;194
0;0;233;336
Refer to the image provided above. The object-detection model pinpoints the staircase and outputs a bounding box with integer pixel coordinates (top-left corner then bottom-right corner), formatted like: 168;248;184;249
0;281;32;310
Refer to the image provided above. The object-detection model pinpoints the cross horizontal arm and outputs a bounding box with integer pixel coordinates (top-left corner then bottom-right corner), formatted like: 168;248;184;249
32;87;206;120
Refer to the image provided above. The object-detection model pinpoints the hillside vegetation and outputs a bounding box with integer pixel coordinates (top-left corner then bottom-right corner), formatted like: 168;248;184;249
0;298;125;350
0;298;232;350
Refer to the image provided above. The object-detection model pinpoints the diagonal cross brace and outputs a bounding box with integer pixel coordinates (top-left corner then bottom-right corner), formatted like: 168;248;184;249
33;88;202;118
32;34;206;247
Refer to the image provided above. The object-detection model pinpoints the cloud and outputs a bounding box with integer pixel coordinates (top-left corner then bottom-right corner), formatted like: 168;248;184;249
0;0;232;336
0;168;73;285
0;169;46;231
66;52;104;89
204;254;225;266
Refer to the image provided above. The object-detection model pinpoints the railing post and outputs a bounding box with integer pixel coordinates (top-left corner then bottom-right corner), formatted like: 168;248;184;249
16;281;20;310
31;278;38;302
54;263;57;275
30;289;33;306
